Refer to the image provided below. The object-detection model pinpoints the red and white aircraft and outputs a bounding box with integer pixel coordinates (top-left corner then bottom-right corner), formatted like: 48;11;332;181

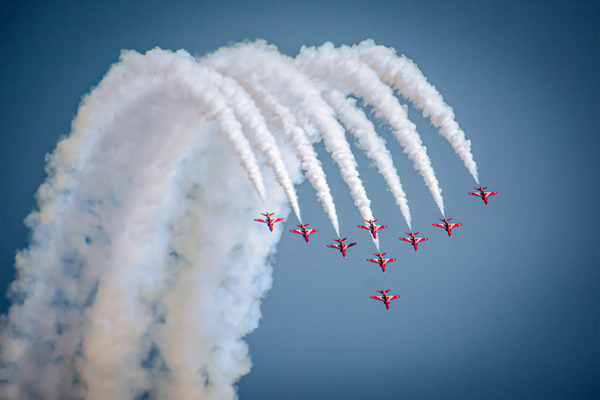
327;238;357;258
370;289;401;310
254;213;284;231
358;219;388;239
468;187;498;205
366;252;397;273
432;217;462;237
399;232;429;251
289;224;319;243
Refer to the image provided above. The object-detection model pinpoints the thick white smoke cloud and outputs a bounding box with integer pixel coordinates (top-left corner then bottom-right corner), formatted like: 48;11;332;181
0;49;287;400
0;40;478;399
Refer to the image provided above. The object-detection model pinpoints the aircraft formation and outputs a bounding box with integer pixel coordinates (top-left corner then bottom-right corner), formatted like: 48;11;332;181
255;187;498;311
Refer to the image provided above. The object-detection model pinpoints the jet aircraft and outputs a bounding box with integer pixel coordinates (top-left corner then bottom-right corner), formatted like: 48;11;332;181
399;232;429;251
366;252;397;273
327;238;357;258
370;289;401;310
254;213;284;231
468;187;498;205
289;224;319;243
358;219;388;239
432;218;462;237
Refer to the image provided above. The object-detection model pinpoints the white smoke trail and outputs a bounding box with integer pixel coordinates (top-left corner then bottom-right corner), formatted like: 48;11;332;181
217;74;302;222
355;40;480;184
205;43;374;229
295;90;375;223
322;88;412;231
0;40;481;399
296;42;445;216
244;83;340;236
203;79;269;208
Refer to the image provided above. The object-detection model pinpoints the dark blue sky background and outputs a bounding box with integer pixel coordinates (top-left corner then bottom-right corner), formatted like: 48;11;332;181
1;1;598;398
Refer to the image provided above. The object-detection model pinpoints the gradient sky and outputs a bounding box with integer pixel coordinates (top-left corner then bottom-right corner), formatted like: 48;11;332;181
1;1;598;399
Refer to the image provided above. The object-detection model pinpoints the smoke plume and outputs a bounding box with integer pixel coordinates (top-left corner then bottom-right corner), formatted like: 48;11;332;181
0;40;478;399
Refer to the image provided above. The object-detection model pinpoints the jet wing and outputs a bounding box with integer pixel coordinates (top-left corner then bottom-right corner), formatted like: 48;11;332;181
415;237;429;243
377;225;388;230
254;219;266;223
366;258;378;263
387;258;397;263
290;229;302;234
327;244;341;249
449;223;462;228
432;223;445;229
358;225;369;230
306;229;319;235
389;295;401;301
370;296;384;301
273;218;285;223
468;192;482;197
488;192;498;196
399;238;412;243
347;243;357;248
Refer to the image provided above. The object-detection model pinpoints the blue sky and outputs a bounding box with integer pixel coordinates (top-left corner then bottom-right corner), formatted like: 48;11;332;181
1;0;598;398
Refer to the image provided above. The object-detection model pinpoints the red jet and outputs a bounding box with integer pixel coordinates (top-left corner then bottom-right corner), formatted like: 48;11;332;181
370;289;401;310
432;218;462;237
366;253;397;273
468;187;498;205
327;238;357;258
254;213;284;231
289;224;319;243
358;219;388;239
399;232;429;251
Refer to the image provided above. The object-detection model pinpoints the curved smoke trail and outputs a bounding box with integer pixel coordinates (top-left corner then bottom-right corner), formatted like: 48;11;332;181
247;83;340;236
218;74;303;222
205;43;375;230
355;40;480;184
296;42;446;217
0;40;479;399
322;88;412;231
